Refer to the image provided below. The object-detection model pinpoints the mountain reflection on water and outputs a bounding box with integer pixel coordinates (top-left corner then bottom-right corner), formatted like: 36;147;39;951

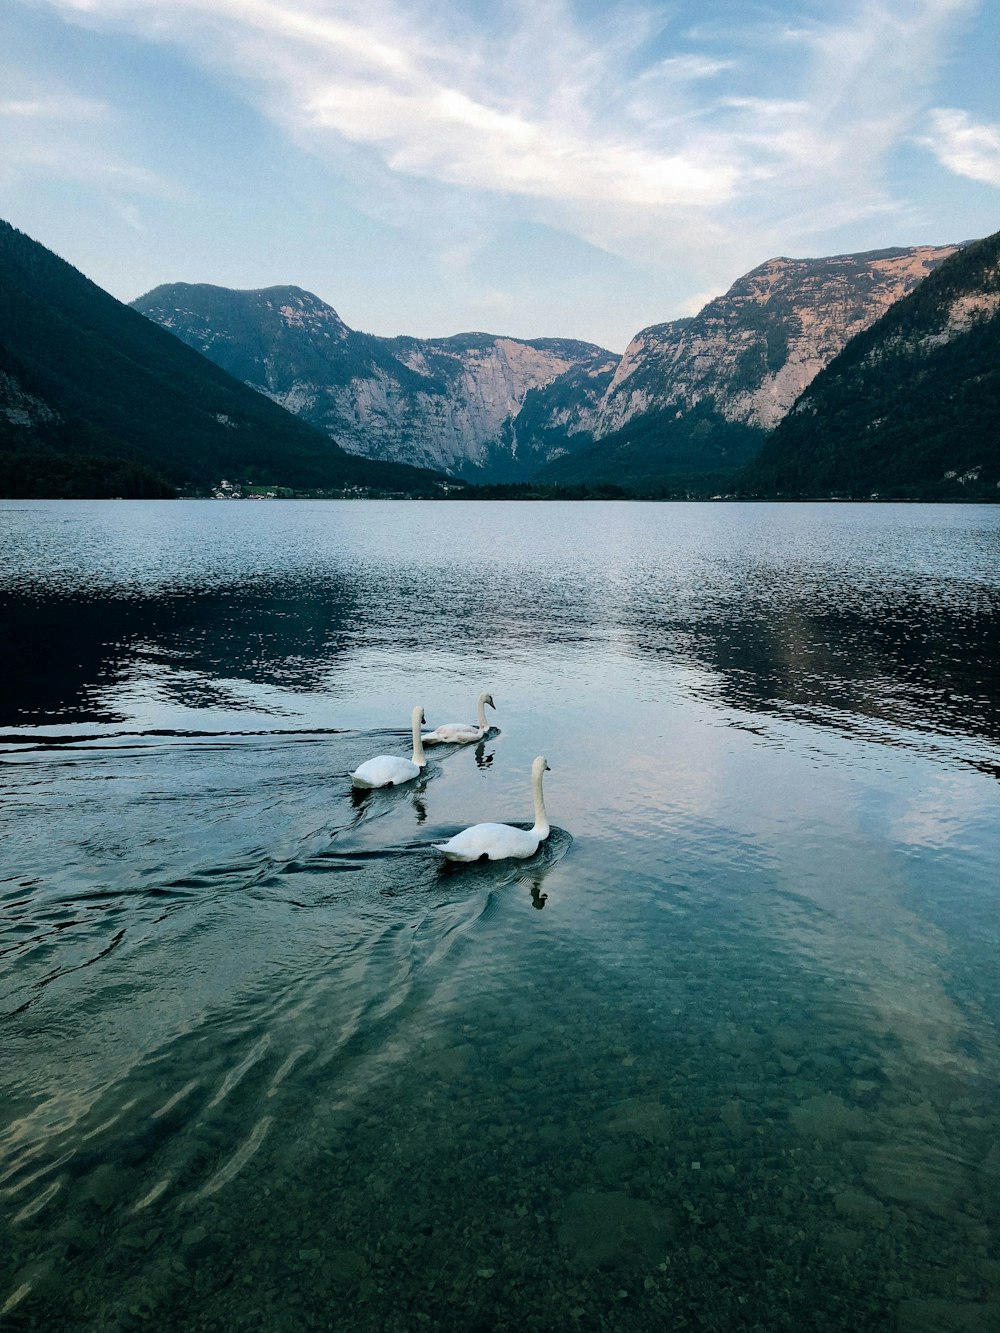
1;499;999;1333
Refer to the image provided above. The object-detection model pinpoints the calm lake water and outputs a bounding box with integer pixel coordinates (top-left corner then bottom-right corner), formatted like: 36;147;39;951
2;499;999;1332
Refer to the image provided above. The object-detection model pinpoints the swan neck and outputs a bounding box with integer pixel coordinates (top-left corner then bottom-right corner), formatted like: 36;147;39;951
411;712;426;767
531;766;549;836
476;696;487;729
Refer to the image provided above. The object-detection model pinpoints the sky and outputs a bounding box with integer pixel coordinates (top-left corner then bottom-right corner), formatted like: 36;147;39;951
1;1;999;352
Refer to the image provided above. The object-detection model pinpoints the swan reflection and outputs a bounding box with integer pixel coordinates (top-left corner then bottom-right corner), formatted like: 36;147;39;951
474;740;494;769
528;879;548;910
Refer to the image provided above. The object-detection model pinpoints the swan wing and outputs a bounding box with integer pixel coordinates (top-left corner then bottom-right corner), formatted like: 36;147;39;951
422;722;481;745
351;755;419;788
434;821;539;862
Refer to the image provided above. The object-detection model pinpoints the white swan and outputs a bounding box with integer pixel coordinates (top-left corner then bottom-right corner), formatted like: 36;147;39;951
434;756;551;862
350;706;427;788
422;692;496;745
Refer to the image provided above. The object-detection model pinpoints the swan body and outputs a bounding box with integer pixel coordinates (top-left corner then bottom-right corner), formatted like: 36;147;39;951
351;707;427;788
434;756;551;862
422;692;496;745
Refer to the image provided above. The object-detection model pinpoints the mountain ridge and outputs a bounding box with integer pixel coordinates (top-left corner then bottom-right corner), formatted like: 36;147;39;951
6;215;991;501
741;230;1000;499
0;222;453;498
594;244;960;436
132;283;620;480
135;243;958;488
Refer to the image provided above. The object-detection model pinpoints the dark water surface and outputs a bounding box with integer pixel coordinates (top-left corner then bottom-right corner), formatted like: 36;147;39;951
2;499;999;1331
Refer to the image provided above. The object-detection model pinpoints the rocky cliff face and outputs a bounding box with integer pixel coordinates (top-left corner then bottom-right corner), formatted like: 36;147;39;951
323;332;617;478
595;246;960;438
135;243;961;487
133;284;617;481
0;366;60;432
0;217;450;500
744;231;1000;499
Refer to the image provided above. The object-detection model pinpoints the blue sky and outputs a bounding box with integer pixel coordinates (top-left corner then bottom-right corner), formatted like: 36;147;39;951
2;0;998;351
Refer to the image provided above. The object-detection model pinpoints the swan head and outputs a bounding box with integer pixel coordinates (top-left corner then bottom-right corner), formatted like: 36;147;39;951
412;705;426;726
479;692;496;710
532;755;551;777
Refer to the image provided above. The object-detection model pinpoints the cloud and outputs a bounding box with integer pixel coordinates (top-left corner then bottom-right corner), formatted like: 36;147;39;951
29;0;984;274
653;55;735;81
303;79;733;207
921;108;1000;187
0;93;109;120
0;93;179;199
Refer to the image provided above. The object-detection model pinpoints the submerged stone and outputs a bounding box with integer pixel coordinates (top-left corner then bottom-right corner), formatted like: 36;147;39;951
864;1145;963;1217
789;1093;868;1141
833;1189;888;1229
593;1141;639;1185
324;1249;369;1284
558;1190;669;1267
79;1163;132;1213
602;1099;673;1143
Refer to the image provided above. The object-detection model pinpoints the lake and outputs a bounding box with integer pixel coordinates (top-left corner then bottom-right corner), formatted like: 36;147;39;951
2;499;999;1332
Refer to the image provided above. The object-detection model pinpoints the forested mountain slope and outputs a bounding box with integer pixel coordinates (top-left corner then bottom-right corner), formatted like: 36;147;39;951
0;221;451;497
742;231;1000;499
534;244;959;493
133;283;618;481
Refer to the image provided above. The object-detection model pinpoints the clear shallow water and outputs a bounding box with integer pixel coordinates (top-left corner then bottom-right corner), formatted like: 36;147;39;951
1;499;999;1331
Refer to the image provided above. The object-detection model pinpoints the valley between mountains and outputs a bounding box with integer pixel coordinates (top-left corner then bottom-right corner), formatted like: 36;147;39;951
2;215;999;499
132;244;958;488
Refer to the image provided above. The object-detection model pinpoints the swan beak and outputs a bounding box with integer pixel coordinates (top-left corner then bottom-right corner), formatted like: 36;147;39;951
545;762;551;771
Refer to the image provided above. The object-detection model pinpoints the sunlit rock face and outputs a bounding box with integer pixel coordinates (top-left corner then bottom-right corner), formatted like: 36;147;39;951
134;244;958;484
133;283;617;481
594;245;960;438
326;333;619;479
746;230;1000;499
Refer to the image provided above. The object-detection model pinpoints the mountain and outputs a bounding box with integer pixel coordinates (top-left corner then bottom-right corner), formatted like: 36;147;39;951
593;245;960;435
0;220;453;498
533;244;961;493
137;245;959;494
131;284;618;481
742;230;1000;500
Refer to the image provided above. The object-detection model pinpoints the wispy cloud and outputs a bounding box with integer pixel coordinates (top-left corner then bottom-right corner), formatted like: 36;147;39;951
0;93;109;119
921;108;1000;187
0;79;178;198
26;0;986;278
